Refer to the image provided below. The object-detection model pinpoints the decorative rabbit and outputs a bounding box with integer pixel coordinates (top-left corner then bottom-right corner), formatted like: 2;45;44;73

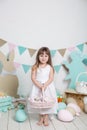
0;50;19;97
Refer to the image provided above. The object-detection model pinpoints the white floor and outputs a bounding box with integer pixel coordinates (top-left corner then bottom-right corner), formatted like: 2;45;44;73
0;109;87;130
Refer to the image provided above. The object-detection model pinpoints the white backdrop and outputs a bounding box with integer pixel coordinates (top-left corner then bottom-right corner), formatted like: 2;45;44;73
0;0;87;49
0;0;87;97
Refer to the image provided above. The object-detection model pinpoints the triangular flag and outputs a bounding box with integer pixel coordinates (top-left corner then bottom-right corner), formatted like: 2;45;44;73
67;46;75;52
18;46;27;55
22;64;31;73
28;48;37;57
0;39;7;47
54;65;61;73
14;62;21;69
50;50;56;57
77;43;84;52
8;43;16;52
58;48;66;56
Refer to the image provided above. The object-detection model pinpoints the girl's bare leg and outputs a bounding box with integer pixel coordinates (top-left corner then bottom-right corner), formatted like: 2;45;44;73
43;114;49;126
37;115;44;125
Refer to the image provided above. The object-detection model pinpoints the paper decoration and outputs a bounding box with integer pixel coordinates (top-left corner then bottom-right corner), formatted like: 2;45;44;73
54;65;61;73
76;43;84;52
0;39;6;47
50;50;56;57
14;62;21;69
18;46;27;55
28;48;37;57
0;51;15;72
0;38;87;76
22;64;31;73
67;46;75;52
77;72;87;82
63;50;87;89
82;59;87;65
58;49;66;56
0;38;87;98
0;50;18;97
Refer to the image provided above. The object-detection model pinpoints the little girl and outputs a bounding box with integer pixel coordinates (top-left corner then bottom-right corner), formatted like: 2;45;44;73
27;47;57;126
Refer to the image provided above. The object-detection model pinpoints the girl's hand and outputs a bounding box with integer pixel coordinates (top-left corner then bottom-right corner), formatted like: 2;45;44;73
41;84;44;91
42;83;47;91
42;87;44;94
38;83;44;89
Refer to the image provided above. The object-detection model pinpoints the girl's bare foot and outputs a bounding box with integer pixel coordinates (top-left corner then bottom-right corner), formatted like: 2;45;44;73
37;115;43;125
43;114;49;126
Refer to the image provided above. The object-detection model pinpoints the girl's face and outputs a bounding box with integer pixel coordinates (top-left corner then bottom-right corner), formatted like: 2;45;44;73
39;51;49;64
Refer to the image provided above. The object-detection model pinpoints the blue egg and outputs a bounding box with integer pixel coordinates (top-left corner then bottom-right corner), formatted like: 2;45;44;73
15;109;27;122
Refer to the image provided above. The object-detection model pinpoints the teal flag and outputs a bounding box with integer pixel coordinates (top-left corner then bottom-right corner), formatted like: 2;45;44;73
54;65;61;73
22;64;31;73
50;50;56;57
18;46;27;55
77;43;84;52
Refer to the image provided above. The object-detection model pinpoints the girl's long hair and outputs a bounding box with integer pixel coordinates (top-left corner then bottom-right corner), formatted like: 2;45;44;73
32;47;54;71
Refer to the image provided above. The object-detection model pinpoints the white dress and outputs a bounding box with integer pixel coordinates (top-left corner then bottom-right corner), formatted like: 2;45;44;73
27;64;57;114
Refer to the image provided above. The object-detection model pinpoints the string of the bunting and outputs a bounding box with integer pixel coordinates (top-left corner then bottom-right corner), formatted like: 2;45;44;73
14;62;62;74
0;38;87;74
0;38;86;58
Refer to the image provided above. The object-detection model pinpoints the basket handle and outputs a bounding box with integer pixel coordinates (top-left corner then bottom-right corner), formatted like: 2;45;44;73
76;72;87;83
42;89;45;102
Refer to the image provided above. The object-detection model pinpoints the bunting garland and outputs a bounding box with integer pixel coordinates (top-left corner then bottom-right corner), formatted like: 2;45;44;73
13;62;62;74
0;38;87;74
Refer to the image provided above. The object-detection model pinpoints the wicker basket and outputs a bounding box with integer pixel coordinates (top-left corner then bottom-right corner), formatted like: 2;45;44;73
28;90;56;109
76;72;87;94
